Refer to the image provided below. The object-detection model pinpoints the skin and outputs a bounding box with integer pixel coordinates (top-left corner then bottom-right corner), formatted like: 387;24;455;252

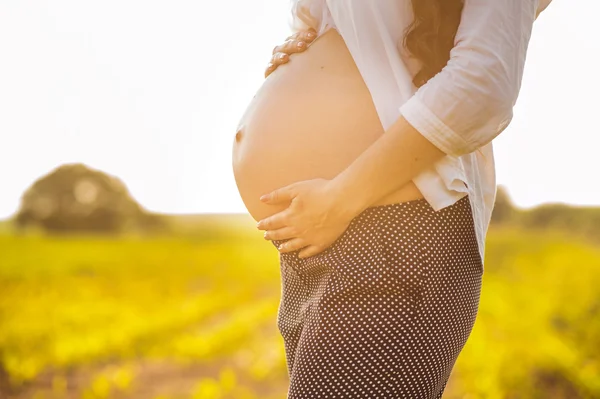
264;28;317;78
256;31;449;259
234;27;424;223
258;114;447;259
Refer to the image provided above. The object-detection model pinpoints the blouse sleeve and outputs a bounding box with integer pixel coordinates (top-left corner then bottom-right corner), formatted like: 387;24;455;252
289;0;322;33
399;0;552;158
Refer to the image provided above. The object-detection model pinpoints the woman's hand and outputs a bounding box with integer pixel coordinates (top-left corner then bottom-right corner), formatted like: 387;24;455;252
265;28;317;78
256;178;357;259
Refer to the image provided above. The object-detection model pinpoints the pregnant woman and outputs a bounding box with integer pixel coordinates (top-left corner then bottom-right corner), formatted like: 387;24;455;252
232;0;552;397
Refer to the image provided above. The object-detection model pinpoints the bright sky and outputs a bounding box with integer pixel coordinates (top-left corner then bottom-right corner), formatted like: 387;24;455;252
0;0;596;219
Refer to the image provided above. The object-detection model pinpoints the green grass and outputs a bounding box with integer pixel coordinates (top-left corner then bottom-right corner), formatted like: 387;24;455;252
0;221;599;398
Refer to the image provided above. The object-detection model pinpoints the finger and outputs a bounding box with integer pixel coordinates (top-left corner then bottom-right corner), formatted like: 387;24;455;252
285;28;317;43
284;30;304;42
271;39;295;55
297;28;317;44
265;53;289;78
298;245;323;259
278;238;307;254
281;31;304;46
264;227;297;241
264;62;276;78
272;35;310;56
260;183;297;205
270;52;289;66
256;209;291;231
281;27;317;44
279;38;308;55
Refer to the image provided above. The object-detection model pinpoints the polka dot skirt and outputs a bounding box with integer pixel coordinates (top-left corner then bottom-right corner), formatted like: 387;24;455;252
271;195;483;398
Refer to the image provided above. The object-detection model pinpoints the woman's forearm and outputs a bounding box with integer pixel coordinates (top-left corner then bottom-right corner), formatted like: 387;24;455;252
327;114;448;219
322;0;546;222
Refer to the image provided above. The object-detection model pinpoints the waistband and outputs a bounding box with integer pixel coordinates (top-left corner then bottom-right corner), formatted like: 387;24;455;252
269;195;455;253
270;195;476;277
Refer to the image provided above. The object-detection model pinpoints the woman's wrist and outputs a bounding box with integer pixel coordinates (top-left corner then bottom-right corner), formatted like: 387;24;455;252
325;176;369;222
323;115;449;225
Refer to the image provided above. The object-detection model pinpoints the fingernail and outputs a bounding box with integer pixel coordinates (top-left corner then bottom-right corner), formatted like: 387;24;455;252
263;231;268;239
307;32;315;38
297;41;305;48
279;53;286;60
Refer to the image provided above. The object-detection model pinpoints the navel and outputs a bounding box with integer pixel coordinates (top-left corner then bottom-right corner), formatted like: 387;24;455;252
235;126;243;143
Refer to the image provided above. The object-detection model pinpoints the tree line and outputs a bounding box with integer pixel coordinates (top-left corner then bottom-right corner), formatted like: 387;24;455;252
9;163;600;240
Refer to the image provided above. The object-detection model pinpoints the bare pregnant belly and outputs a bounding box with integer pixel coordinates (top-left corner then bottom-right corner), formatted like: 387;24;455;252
231;28;424;222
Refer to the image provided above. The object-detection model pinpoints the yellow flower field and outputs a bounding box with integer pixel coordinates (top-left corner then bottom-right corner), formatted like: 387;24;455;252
0;218;599;398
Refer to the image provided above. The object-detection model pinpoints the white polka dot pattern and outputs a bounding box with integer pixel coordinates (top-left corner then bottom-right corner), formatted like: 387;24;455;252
272;195;483;398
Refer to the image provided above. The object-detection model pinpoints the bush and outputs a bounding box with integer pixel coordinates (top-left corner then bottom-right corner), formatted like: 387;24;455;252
14;163;163;235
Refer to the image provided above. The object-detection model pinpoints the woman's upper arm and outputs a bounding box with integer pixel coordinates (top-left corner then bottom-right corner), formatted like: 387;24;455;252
399;0;550;158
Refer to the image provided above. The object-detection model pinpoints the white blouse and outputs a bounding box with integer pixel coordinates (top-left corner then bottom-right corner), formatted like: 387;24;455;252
289;0;552;268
